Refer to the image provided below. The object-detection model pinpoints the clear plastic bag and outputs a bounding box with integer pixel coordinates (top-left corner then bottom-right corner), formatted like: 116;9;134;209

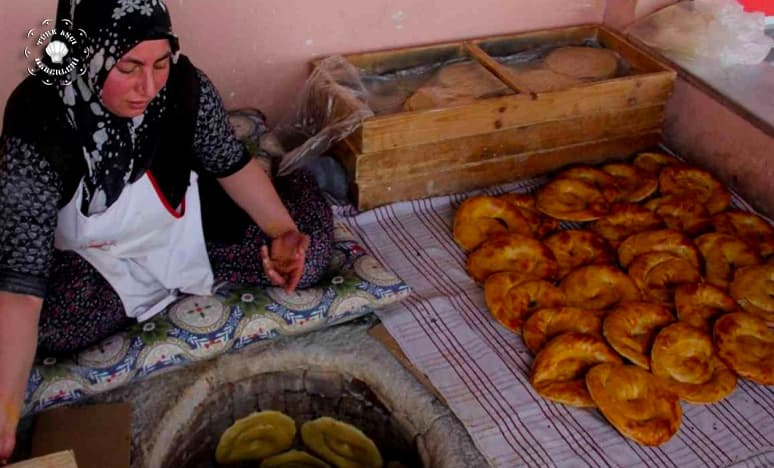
628;0;774;67
269;55;373;176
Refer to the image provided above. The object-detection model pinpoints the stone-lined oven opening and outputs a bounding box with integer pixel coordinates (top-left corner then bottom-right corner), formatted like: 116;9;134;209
162;369;423;467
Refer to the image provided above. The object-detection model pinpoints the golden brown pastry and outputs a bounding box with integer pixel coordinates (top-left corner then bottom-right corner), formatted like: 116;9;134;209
522;307;603;354
535;178;609;222
466;233;559;284
632;151;680;174
301;417;382;468
530;332;622;407
558;166;620;203
260;450;331;468
560;264;641;310
603;301;674;369
713;210;774;258
696;233;761;290
586;363;682;446
590;203;663;248
659;165;731;215
729;262;774;322
499;192;559;239
601;163;658;203
627;252;702;307
216;411;296;464
644;196;711;236
484;272;565;334
651;322;737;404
675;283;738;331
544;230;614;278
544;47;619;80
617;229;701;269
714;312;774;385
453;195;534;251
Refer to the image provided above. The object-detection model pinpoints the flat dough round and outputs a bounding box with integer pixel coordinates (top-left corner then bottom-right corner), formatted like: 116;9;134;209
436;62;510;97
530;332;622;407
714;312;774;385
729;262;774;322
586;363;682;446
651;322;737;404
560;264;641;310
544;47;619;80
522;307;603;354
484;272;565;334
402;86;476;111
510;68;581;93
603;301;674;369
466;233;559;284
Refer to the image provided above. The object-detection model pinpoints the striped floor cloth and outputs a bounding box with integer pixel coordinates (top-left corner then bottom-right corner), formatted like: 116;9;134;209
333;176;774;468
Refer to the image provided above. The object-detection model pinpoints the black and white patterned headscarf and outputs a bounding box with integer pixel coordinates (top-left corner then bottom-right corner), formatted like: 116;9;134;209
57;0;180;214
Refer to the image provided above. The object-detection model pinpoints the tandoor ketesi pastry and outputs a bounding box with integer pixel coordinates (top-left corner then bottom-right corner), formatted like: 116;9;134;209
712;210;774;258
466;233;559;284
530;332;622;407
216;411;297;464
586;363;682;446
651;322;737;404
627;252;701;307
260;450;331;468
675;283;739;331
659;165;731;215
522;307;603;354
560;264;641;310
484;272;565;334
644;195;711;236
617;229;701;269
535;178;609;222
301;417;383;468
543;230;614;279
714;312;774;385
590;203;664;248
544;46;619;80
729;262;774;322
696;233;761;290
603;301;674;369
557;166;620;203
632;151;680;174
499;192;559;238
453;195;533;251
601;163;658;203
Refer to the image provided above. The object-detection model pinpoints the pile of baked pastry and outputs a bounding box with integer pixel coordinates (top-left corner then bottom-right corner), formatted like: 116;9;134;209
452;151;774;447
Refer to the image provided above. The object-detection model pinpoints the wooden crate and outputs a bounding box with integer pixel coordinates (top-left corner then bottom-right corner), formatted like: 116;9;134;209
319;24;675;210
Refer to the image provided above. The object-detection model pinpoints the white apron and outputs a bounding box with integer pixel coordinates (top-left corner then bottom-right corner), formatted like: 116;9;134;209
54;170;214;322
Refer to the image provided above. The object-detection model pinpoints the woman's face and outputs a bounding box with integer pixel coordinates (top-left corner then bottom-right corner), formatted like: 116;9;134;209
101;39;172;118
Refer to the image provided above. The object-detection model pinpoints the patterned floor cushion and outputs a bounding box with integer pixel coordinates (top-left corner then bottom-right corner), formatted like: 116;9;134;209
23;222;410;416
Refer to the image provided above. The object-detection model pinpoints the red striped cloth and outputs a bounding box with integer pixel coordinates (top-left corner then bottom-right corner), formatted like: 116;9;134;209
334;173;774;467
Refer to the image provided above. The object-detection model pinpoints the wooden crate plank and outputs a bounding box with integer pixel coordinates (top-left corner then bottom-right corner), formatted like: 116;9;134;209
358;73;673;153
597;25;675;74
354;105;664;181
353;131;661;210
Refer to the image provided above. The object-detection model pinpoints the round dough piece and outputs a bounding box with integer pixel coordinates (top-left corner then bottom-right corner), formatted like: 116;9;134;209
301;417;382;468
499;192;559;238
696;233;761;290
544;230;614;279
590;203;663;248
586;363;682;446
601;163;658;203
644;196;711;236
522;307;603;354
712;210;774;259
729;262;774;322
466;233;559;284
510;67;581;93
627;252;702;307
484;272;565;334
603;301;674;369
535;178;609;222
675;283;738;332
216;411;296;464
633;151;680;174
651;322;736;404
659;165;731;215
402;86;476;111
560;264;641;310
617;229;701;269
530;332;622;407
436;61;511;97
453;195;534;251
544;46;619;80
714;312;774;385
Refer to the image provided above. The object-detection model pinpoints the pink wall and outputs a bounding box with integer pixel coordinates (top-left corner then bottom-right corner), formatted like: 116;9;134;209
0;0;605;126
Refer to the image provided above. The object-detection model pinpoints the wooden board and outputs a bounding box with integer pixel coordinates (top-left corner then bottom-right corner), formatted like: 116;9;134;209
8;452;78;468
352;131;661;210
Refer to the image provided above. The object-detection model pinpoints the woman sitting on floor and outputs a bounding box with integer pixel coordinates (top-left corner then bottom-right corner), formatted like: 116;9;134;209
0;0;333;460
